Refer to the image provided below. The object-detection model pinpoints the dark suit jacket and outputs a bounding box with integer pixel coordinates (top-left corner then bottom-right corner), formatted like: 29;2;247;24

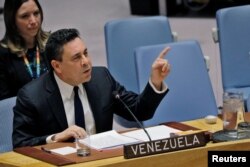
0;46;49;100
13;67;167;148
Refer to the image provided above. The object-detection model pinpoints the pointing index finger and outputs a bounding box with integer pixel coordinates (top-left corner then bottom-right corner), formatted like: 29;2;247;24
158;47;171;59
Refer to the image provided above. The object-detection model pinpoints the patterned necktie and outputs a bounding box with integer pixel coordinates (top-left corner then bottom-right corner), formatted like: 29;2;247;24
73;86;85;129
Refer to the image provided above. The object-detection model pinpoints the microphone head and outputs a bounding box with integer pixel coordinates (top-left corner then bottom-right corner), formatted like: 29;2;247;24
112;91;120;99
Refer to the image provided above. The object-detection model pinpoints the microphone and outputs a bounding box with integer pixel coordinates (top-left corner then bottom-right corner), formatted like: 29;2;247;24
113;91;152;141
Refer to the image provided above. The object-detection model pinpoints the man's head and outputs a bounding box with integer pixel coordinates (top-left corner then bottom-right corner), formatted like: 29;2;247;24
45;28;92;86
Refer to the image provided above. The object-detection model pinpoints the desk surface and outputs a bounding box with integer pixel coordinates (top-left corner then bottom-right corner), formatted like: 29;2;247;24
1;116;250;167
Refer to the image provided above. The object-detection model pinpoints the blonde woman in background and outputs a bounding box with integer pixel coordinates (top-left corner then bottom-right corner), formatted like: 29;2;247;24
0;0;50;100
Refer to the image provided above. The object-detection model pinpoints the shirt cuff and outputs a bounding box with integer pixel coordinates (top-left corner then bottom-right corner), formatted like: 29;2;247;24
46;134;57;144
149;78;168;94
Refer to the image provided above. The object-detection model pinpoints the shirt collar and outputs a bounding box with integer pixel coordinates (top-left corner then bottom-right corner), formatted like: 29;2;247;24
53;72;84;99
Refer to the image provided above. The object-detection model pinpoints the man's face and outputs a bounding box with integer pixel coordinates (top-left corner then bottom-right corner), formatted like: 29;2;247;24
53;37;92;86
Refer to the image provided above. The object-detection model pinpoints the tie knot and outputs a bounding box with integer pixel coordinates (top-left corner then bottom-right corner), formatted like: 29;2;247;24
73;86;79;94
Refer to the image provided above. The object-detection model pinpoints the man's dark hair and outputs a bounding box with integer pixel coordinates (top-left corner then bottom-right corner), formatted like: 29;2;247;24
45;28;80;70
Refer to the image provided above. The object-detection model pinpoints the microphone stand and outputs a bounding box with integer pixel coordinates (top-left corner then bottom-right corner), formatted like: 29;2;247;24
114;93;152;141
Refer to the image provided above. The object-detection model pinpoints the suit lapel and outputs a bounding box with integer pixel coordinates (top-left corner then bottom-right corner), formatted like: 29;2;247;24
45;72;68;130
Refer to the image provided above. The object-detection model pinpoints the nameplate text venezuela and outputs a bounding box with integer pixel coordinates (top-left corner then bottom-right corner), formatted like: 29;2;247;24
123;132;206;159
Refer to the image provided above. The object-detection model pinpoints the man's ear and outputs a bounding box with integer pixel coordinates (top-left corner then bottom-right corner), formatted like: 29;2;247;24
51;60;61;74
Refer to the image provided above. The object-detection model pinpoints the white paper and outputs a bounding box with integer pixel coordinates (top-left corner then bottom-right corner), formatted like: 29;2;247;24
79;130;139;150
79;126;181;150
50;146;76;155
122;125;181;141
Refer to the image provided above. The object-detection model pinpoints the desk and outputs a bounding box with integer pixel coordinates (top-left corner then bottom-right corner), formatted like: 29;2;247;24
1;116;250;167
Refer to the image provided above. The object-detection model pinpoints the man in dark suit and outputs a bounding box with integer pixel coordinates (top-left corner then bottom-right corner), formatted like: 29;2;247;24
13;28;171;148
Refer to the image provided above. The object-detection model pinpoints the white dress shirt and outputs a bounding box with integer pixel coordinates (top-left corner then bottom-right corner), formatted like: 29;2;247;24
46;72;168;143
46;73;96;143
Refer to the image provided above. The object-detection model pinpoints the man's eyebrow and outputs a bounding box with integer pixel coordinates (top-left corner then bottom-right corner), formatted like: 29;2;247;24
72;52;81;59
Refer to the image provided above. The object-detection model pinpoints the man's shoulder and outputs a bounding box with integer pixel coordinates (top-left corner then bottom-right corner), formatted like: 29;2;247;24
91;66;110;76
92;66;108;71
20;72;51;95
88;66;114;85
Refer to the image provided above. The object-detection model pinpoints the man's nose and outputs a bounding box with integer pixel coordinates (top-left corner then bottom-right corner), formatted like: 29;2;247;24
80;55;88;65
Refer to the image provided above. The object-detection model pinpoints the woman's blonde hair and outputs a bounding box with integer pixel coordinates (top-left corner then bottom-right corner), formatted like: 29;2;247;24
0;0;50;57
